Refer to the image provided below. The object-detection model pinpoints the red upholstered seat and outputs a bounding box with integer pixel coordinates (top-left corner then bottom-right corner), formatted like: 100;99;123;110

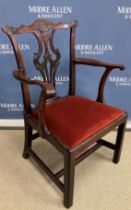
32;96;124;148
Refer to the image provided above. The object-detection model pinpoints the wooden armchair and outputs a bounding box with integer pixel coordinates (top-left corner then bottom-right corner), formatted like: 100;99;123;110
3;19;127;208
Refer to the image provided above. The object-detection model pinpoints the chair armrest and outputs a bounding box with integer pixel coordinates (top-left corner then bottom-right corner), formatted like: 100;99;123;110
13;69;56;136
13;69;56;97
73;58;125;103
73;58;125;70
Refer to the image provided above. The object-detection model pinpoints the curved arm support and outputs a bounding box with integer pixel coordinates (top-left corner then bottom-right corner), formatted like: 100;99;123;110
13;69;56;97
38;91;50;137
73;58;125;103
96;67;113;103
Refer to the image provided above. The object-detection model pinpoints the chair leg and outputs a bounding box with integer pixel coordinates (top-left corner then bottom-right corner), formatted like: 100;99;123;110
64;151;75;208
113;121;126;164
23;120;32;159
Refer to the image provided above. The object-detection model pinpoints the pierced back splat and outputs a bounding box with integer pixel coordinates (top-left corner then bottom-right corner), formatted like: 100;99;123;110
33;25;61;86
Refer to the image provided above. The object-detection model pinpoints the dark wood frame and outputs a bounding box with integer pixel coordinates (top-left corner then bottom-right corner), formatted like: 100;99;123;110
3;19;127;208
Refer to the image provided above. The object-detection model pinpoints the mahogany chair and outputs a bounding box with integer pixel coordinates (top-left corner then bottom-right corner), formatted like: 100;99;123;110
3;19;127;208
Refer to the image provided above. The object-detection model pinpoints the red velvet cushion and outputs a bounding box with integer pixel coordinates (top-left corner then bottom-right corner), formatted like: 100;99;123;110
32;96;124;148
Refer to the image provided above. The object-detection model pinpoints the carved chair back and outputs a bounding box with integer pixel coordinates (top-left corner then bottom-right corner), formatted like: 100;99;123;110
3;19;78;113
